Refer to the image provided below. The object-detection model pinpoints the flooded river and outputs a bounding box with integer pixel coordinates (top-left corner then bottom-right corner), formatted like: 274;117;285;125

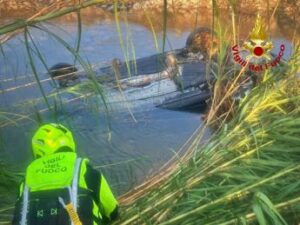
0;7;296;204
0;15;208;200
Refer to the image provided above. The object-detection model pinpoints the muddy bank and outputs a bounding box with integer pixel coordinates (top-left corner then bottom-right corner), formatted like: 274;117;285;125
1;0;298;19
1;1;298;41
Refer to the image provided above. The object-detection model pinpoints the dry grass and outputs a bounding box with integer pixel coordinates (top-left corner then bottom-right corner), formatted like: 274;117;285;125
114;43;300;225
0;0;299;224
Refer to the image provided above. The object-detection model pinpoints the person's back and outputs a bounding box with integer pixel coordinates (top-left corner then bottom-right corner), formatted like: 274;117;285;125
12;123;119;225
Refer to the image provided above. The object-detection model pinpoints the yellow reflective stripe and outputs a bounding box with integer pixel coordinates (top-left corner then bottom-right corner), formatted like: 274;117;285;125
19;182;24;197
92;200;101;219
78;159;102;223
99;175;118;218
78;159;89;189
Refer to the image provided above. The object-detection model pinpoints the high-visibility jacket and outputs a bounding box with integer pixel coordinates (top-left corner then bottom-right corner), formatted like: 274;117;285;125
12;152;118;225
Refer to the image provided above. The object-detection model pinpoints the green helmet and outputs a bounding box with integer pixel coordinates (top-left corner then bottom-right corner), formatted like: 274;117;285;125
32;123;76;158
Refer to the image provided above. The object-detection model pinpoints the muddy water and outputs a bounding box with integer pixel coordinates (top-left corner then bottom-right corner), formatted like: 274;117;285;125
0;7;297;202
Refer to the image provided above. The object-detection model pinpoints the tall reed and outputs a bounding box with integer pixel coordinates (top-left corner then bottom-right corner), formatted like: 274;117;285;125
115;42;300;224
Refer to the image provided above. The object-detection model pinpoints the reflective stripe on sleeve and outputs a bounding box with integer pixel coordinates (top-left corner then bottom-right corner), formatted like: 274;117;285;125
20;185;29;225
71;157;82;210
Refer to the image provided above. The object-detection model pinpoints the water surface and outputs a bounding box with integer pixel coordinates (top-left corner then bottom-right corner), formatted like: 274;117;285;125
0;8;296;199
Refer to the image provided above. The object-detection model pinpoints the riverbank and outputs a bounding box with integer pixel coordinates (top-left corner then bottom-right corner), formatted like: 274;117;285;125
0;0;298;18
1;0;298;42
0;0;299;224
115;45;300;224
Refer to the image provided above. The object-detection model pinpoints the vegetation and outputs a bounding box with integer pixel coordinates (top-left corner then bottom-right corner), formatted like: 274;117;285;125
115;44;300;224
114;2;300;224
0;0;300;224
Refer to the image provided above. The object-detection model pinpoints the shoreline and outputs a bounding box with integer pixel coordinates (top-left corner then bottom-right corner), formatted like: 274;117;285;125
0;6;298;42
0;0;298;40
0;0;295;19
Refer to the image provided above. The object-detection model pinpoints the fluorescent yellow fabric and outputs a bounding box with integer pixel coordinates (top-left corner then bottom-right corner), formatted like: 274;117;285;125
76;159;118;220
99;175;118;218
32;124;76;158
19;182;24;197
24;152;117;222
79;158;89;190
25;152;77;191
92;200;102;220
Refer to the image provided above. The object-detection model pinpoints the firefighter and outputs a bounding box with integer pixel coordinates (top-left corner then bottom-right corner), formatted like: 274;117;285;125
12;123;119;225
